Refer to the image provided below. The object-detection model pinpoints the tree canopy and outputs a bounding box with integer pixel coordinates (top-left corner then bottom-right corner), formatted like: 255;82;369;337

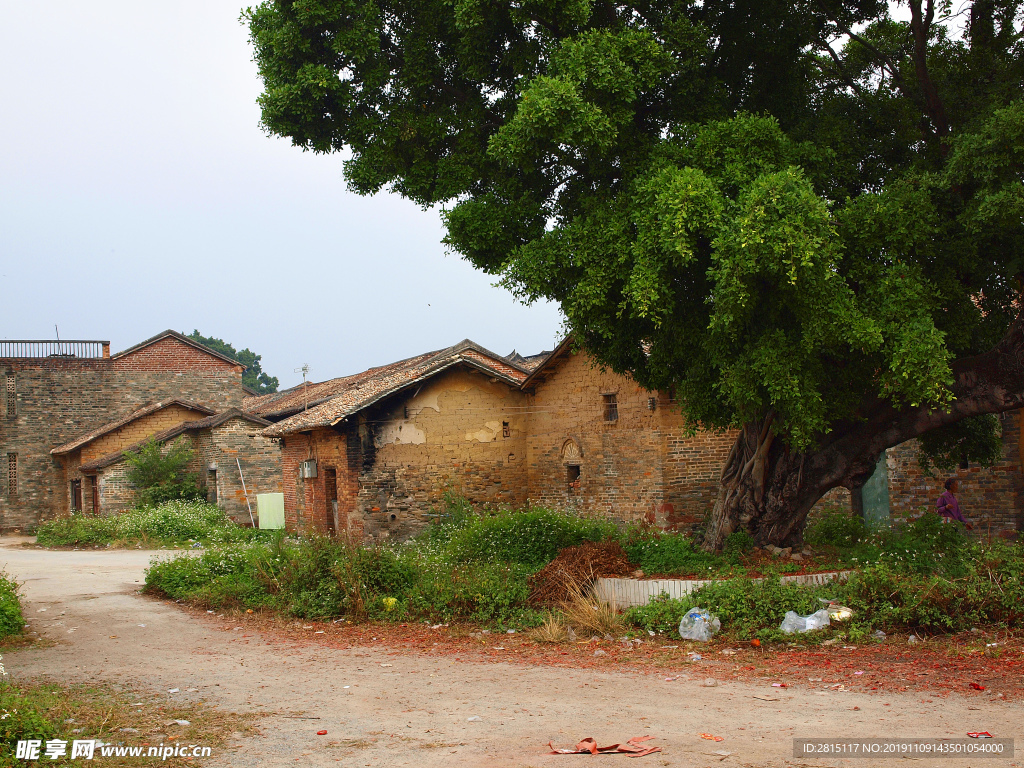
245;0;1023;487
188;330;280;393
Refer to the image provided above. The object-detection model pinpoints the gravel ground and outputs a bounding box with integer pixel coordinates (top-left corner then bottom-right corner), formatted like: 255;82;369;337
1;538;1021;768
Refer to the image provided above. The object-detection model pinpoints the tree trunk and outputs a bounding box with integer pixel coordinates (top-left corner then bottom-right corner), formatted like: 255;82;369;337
702;309;1024;551
702;416;877;551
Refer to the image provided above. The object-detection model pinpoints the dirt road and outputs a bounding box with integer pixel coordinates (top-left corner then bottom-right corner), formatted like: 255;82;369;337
1;539;1020;767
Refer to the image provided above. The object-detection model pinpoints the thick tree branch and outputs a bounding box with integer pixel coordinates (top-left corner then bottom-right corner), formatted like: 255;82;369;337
908;0;950;140
821;308;1024;490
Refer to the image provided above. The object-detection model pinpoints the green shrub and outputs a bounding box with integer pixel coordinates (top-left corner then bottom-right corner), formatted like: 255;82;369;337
622;532;721;576
124;437;205;506
0;691;55;765
145;529;545;629
417;490;477;546
805;510;868;548
444;507;617;566
0;573;24;639
723;530;755;558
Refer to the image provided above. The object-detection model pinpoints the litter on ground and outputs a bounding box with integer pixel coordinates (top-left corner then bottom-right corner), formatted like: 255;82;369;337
548;735;660;757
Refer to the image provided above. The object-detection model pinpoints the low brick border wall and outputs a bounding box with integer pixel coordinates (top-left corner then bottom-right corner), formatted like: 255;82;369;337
593;570;855;608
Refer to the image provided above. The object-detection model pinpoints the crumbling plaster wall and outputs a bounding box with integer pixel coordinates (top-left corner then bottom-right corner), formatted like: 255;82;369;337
357;368;528;540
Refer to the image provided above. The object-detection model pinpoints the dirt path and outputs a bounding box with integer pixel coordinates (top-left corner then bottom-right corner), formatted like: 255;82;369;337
1;539;1020;768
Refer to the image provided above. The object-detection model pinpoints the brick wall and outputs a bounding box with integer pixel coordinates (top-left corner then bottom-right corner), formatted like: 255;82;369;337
112;337;244;374
278;368;528;540
0;336;245;531
207;417;283;524
80;404;209;463
280;430;357;534
660;409;736;528
887;411;1022;534
526;350;730;526
357;369;527;539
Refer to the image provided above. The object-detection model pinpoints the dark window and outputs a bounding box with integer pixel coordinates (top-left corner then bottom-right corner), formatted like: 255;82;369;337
603;394;618;422
566;464;581;492
502;421;510;438
5;375;14;418
7;453;16;497
71;480;82;511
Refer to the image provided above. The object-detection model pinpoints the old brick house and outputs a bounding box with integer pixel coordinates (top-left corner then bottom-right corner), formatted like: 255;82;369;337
252;340;532;539
0;330;281;530
255;336;736;539
521;336;735;529
258;335;1023;541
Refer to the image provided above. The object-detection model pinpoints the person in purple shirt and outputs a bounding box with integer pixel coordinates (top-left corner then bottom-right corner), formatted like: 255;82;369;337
936;478;973;530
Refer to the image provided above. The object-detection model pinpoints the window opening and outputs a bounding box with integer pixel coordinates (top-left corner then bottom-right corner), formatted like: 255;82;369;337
566;464;581;492
71;480;82;511
7;453;16;496
502;421;510;438
603;394;618;422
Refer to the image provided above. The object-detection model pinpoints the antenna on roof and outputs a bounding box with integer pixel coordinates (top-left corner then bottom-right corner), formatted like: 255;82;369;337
55;325;61;355
294;364;310;411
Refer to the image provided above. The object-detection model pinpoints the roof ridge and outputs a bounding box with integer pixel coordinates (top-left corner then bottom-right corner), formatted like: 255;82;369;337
110;330;245;369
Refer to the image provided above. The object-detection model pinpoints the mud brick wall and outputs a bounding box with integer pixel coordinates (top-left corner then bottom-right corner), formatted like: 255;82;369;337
887;411;1023;534
80;404;209;463
525;351;667;524
280;369;528;541
0;336;246;531
357;369;528;540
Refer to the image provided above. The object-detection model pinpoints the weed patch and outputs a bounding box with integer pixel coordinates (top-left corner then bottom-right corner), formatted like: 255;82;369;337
0;575;24;641
0;680;257;767
36;501;269;549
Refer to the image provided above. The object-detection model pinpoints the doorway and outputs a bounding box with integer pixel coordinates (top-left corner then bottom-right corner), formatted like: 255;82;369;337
70;480;82;512
323;467;338;534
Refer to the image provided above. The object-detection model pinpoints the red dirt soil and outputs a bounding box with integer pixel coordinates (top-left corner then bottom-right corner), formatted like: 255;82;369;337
211;606;1024;702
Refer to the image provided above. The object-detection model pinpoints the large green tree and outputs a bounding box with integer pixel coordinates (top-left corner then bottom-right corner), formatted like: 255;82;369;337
187;331;280;393
245;0;1024;548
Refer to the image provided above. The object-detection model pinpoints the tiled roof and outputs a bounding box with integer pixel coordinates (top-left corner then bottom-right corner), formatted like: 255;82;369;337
79;409;271;472
242;350;435;421
506;349;552;372
263;340;530;437
111;329;244;368
520;335;574;389
50;399;216;455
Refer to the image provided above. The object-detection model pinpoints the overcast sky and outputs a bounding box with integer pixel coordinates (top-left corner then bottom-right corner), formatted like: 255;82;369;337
0;2;563;389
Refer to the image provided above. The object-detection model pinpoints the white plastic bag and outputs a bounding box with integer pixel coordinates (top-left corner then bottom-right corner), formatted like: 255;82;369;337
678;608;721;642
780;608;831;634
